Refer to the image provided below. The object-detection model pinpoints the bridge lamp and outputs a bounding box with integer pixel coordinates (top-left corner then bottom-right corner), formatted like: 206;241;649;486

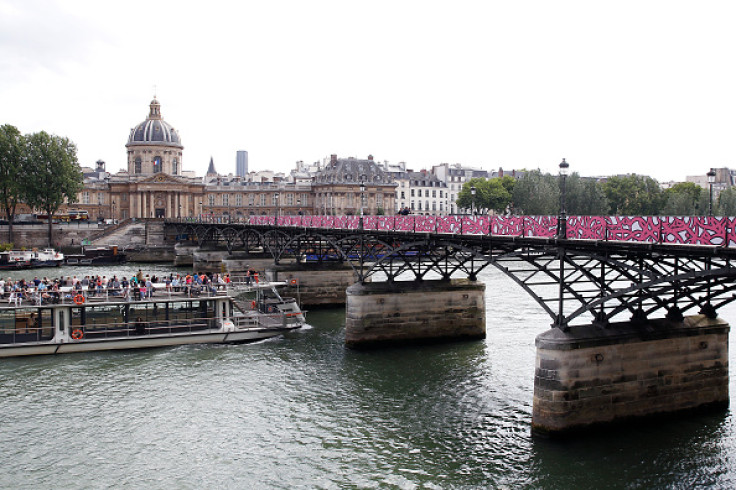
360;175;367;218
111;200;115;222
707;169;716;216
470;185;476;215
199;201;203;221
178;203;181;220
557;158;569;239
275;192;280;222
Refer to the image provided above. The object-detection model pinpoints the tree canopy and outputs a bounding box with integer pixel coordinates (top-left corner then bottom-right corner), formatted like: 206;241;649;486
456;176;515;214
601;174;664;215
0;124;24;243
22;131;83;245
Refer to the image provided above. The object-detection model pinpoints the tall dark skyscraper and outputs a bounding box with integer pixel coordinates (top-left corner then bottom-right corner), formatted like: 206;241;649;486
236;150;248;177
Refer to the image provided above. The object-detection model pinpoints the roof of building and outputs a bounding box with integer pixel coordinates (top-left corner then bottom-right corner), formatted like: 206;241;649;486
126;97;183;148
314;155;395;186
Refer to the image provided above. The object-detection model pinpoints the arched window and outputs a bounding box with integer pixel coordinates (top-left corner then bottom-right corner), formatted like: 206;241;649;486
172;158;178;174
134;157;142;174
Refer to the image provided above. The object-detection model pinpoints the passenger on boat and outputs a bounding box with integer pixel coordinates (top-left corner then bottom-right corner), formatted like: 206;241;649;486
134;316;146;335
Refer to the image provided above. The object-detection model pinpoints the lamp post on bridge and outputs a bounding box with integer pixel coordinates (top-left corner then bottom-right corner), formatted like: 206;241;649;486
274;192;280;224
470;185;476;216
707;168;716;217
359;175;367;283
557;158;569;239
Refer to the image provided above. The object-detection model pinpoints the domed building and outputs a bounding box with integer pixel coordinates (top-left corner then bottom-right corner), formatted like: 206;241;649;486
126;97;183;176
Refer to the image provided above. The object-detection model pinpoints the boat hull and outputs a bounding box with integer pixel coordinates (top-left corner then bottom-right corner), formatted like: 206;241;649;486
0;328;295;358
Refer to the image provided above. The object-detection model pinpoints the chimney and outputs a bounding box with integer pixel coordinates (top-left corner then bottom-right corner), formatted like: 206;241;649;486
368;154;374;161
330;154;337;166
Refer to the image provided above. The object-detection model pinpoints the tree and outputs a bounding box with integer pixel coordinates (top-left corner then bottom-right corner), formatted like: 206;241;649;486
511;170;559;215
716;187;736;215
601;174;664;215
0;125;24;243
456;177;514;215
23;131;83;246
565;174;609;215
662;182;709;215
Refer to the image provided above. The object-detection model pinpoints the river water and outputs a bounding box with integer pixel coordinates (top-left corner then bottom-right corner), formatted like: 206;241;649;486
1;264;735;489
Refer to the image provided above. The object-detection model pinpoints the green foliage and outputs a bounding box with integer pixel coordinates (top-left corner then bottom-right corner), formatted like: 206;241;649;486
662;183;709;215
0;242;13;252
565;174;609;215
0;124;25;242
456;177;514;214
511;170;559;215
601;174;664;215
22;131;83;245
716;187;736;215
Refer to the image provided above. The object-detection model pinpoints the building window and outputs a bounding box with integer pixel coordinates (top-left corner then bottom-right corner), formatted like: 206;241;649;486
411;189;415;197
432;190;436;198
134;157;142;174
440;190;443;198
236;194;242;206
172;158;178;174
260;194;267;206
153;156;162;173
400;191;405;199
97;193;104;205
249;194;255;206
208;195;215;206
82;192;90;204
223;194;229;206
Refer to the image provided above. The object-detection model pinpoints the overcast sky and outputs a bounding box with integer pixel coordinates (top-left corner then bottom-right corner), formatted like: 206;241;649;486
1;0;734;181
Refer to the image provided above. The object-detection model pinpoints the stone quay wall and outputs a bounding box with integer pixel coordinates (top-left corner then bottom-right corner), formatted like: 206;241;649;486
532;315;730;435
345;279;486;348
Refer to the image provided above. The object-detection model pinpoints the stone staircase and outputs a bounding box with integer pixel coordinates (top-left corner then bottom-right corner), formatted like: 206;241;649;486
90;220;149;248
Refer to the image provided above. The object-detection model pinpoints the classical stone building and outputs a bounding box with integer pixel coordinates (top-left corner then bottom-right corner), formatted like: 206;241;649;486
313;155;396;215
64;99;396;222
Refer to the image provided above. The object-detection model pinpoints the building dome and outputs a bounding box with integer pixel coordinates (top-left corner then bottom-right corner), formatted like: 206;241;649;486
126;97;182;148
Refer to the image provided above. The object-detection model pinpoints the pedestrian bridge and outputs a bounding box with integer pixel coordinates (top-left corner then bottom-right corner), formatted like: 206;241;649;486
166;214;735;435
167;214;736;328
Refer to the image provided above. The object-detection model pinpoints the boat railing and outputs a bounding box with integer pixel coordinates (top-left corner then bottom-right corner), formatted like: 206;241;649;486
0;325;55;345
1;283;232;307
71;316;219;341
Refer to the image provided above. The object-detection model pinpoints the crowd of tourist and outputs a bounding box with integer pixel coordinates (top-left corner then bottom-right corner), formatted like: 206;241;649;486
1;270;236;306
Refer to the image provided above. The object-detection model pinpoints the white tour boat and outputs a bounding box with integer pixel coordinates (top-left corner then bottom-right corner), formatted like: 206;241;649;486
0;280;305;358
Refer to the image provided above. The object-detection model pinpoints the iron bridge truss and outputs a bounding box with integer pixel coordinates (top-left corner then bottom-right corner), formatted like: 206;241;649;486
167;221;736;329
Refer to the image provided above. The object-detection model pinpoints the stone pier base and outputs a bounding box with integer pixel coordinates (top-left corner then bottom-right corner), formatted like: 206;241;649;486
267;262;358;307
532;315;730;436
345;279;486;348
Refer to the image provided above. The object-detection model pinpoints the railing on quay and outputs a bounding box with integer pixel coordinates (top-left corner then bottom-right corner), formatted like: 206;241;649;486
180;215;736;248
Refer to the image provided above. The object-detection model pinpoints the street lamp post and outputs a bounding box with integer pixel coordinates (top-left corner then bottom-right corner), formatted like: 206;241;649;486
199;201;203;222
707;168;716;217
359;175;367;282
274;192;280;224
470;185;476;215
557;158;569;239
178;204;181;220
111;200;115;223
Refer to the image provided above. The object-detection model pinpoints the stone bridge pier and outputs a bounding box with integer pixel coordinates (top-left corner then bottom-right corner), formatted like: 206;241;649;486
532;315;730;436
344;279;486;348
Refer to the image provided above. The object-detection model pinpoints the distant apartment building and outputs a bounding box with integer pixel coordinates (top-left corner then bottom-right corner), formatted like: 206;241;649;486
236;150;248;177
432;163;489;215
393;170;449;215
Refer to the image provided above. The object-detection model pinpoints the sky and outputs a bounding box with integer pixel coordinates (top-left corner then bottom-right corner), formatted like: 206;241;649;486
1;1;735;182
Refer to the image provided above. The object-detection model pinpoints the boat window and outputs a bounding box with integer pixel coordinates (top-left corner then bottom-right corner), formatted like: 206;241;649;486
167;300;215;329
0;308;53;343
77;305;126;333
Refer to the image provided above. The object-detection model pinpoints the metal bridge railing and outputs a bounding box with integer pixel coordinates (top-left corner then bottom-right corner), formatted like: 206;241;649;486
177;215;736;247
